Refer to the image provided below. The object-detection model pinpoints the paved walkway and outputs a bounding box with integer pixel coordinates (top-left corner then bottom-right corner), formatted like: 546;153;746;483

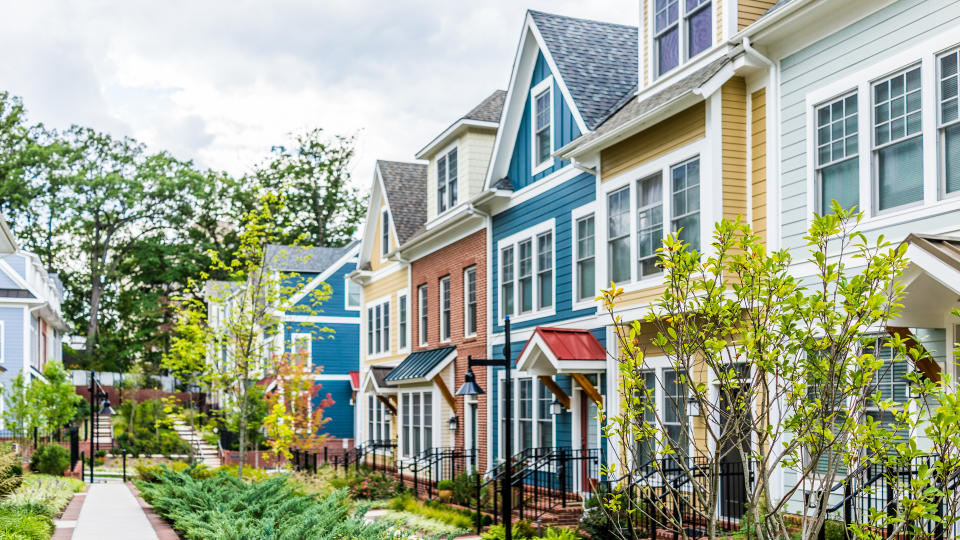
71;482;159;540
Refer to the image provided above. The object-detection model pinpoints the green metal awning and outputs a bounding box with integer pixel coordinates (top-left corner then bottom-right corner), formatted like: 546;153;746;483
384;346;457;384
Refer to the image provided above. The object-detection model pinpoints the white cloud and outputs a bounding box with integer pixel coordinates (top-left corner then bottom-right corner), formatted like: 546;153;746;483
0;0;636;189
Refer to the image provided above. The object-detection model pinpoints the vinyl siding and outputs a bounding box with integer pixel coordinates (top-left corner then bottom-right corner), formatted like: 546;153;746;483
600;102;706;180
716;0;723;41
362;267;408;365
507;52;582;191
490;172;596;333
5;255;25;279
293;260;360;318
284;322;358;375
315;379;355;438
779;0;960;253
0;307;24;397
463;130;496;200
751;88;768;240
738;0;778;31
722;77;748;222
642;0;650;88
0;268;20;290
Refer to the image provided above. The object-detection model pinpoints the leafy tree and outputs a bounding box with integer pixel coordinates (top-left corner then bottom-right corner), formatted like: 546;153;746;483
2;374;39;455
263;351;335;463
36;361;83;437
252;128;366;247
598;207;932;540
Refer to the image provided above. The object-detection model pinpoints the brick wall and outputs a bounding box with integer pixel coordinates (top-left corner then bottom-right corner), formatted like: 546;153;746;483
410;229;489;470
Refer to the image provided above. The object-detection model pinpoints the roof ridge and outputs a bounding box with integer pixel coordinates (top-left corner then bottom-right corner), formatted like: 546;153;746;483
527;9;637;30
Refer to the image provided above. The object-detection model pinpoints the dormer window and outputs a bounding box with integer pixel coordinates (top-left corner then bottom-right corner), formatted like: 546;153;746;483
437;147;458;213
381;209;390;256
534;87;552;167
654;0;712;78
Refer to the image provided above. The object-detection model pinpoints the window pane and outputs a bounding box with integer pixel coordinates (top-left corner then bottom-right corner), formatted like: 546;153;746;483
638;173;663;278
608;188;631;283
636;372;657;465
946;123;960;194
423;393;433;451
610;237;631;283
535;90;551;165
447;148;458;207
820;157;859;212
687;2;711;58
663;370;688;461
402;394;410;456
519;240;533;312
577;216;595;258
817;94;857;167
537;232;553;309
399;295;407;349
578;259;595;300
383;301;390;352
413;393;421;455
538;380;553;448
878;137;923;210
671;158;701;252
874;68;922;148
519;379;533;450
441;278;450;340
576;215;596;300
657;28;679;76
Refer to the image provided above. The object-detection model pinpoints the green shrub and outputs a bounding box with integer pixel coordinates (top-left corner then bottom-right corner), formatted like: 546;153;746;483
349;470;400;500
436;479;454;490
481;520;538;540
212;464;270;483
94;449;107;459
29;445;69;476
2;475;84;517
135;461;214;483
452;471;476;506
543;527;582;539
113;399;193;456
0;506;51;540
137;468;391;539
0;449;23;497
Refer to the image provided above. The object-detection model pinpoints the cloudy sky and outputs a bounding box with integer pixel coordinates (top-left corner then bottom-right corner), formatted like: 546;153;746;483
1;1;635;188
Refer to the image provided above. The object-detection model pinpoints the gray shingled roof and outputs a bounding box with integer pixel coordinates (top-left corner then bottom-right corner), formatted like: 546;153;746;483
569;56;730;150
371;366;395;389
529;10;638;130
378;160;428;245
384;346;457;382
0;288;33;299
265;240;359;274
464;90;507;123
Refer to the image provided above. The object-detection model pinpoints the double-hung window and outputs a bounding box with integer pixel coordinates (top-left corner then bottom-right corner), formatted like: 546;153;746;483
654;0;711;77
637;173;663;278
464;267;477;337
536;232;553;309
437;147;458;213
439;276;451;342
873;67;923;212
381;210;390;256
367;307;374;354
374;305;382;354
576;215;595;301
398;293;408;350
537;380;554;448
368;395;391;444
671;157;701;251
518;240;534;313
402;394;411;456
404;391;434;456
346;279;361;309
939;48;960;195
608;187;631;284
663;369;689;462
501;376;557;455
534;88;552;167
368;300;390;355
291;333;311;366
518;378;534;450
418;285;428;346
816;93;859;212
501;246;515;318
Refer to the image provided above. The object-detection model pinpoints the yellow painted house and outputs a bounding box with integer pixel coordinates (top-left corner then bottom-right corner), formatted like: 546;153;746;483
558;0;781;502
350;160;427;453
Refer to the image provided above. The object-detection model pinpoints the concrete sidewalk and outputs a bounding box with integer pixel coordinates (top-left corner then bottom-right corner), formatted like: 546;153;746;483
72;482;159;540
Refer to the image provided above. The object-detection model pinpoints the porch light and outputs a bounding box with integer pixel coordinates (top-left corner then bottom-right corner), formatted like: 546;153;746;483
456;367;485;396
448;416;459;431
550;399;564;416
686;396;701;418
98;398;116;416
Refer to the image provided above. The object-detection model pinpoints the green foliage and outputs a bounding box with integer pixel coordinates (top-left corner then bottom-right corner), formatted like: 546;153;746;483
2;362;82;449
436;479;453;490
136;468;391;539
29;445;69;476
135;461;215;483
480;520;539;540
0;446;23;498
0;473;85;540
542;527;582;540
388;493;473;529
0;506;51;540
113;399;193;456
451;471;476;506
349;469;402;500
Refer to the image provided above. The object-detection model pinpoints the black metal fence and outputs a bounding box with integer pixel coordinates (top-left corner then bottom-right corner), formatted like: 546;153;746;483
399;447;475;499
290;440;397;475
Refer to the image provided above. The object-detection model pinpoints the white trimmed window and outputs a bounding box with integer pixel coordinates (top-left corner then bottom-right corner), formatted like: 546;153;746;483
398;293;408;350
608;187;631;284
873;66;923;212
291;333;311;366
498;221;555;322
533;85;552;168
637;172;663;279
367;395;391;443
439;276;451;342
464;267;477;337
367;299;391;356
381;209;390;256
939;48;960;196
346;278;362;309
816;93;859;213
402;390;434;457
418;284;428;346
671;157;701;251
575;215;596;301
653;0;712;78
437;147;458;213
500;375;557;455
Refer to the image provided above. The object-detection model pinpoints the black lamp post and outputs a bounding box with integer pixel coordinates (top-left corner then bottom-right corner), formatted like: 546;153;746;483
457;317;513;540
88;370;112;483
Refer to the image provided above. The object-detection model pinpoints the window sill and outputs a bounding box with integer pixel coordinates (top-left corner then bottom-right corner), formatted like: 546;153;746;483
532;159;555;177
499;307;557;326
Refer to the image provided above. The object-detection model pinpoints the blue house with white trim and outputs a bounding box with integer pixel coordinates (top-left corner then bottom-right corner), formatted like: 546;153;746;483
475;10;638;490
264;241;362;444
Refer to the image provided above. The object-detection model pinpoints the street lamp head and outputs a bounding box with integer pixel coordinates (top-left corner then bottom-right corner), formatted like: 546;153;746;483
456;367;485;396
686;396;701;418
98;398;116;416
550;399;564;416
448;415;458;431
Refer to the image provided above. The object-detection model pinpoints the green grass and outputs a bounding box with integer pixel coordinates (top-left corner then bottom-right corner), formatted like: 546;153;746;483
389;493;473;529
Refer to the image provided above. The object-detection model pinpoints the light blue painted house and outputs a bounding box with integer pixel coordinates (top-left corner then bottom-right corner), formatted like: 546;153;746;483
264;241;362;444
475;10;638;491
0;216;69;430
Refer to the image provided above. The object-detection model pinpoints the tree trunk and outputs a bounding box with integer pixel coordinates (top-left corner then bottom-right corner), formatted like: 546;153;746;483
86;277;103;354
237;383;247;480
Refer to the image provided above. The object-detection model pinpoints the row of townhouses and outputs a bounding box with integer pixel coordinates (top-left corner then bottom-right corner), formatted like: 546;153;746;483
231;0;960;523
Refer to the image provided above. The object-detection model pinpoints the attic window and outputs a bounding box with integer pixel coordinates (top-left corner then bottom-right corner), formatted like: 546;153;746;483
437;147;458;213
381;209;390;256
532;79;553;171
654;0;712;78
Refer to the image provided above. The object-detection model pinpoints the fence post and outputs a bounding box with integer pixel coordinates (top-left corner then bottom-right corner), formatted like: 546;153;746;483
81;451;85;482
885;466;895;540
560;448;567;508
476;468;482;535
842;481;852;539
122;452;127;483
324;446;328;466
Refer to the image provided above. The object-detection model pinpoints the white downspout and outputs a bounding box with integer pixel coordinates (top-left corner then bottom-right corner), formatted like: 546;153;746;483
741;36;780;251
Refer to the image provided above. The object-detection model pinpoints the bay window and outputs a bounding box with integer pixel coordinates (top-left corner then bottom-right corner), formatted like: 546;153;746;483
576;215;596;301
873;67;923;212
816;93;859;213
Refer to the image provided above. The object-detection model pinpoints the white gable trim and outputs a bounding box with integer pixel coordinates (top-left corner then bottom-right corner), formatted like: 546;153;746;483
484;14;590;191
288;245;361;306
358;165;399;267
0;259;42;300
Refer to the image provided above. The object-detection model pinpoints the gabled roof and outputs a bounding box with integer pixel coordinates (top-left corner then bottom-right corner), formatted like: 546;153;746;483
464;90;507;123
378;160;428;245
0;288;34;299
384;345;457;383
266;240;359;274
516;327;606;375
904;234;960;273
371;366;395;389
528;10;638;131
415;90;506;159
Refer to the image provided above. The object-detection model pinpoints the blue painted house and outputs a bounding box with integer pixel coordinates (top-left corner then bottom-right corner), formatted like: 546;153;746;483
265;241;362;444
0;216;69;432
475;10;638;490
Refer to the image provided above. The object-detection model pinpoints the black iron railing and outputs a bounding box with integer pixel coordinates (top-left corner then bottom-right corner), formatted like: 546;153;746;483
291;439;397;475
399;447;475;499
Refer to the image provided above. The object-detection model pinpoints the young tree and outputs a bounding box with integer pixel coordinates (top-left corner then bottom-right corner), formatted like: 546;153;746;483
262;351;335;463
599;208;930;540
2;374;39;455
36;361;83;439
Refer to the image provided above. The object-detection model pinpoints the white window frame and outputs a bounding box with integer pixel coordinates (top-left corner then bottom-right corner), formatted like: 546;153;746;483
598;140;706;294
497;371;557;457
496;219;557;324
871;65;924;215
530;76;555;176
418;284;429;346
400;388;436;458
938;47;960;199
366;295;392;359
801;32;960;232
814;91;860;214
649;0;715;80
571;203;597;310
345;278;362;310
290;332;312;367
463;266;477;338
0;320;5;364
367;395;392;448
439;275;451;342
398;290;409;352
437;144;459;214
381;209;390;256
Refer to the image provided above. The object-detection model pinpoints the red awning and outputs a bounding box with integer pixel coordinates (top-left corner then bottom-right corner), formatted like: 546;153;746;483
349;371;360;390
518;327;605;363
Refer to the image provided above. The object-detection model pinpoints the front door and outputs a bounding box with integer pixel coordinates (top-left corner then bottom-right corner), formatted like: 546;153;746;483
718;384;750;521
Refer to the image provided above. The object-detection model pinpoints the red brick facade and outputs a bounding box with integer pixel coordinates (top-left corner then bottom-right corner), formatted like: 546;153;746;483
410;228;488;470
